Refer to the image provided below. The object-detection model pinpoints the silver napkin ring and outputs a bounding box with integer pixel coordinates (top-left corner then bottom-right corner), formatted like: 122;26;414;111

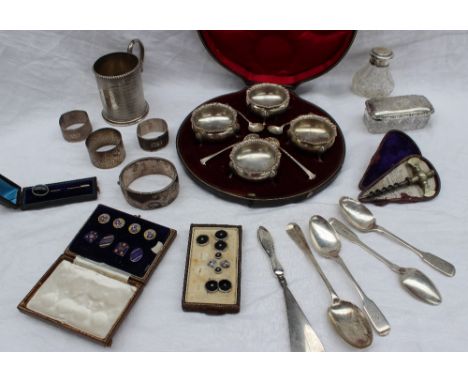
85;128;126;169
137;118;169;151
59;110;93;142
118;157;179;209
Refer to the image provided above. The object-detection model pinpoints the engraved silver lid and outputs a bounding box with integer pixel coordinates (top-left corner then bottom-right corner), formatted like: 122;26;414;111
370;47;393;67
365;95;434;121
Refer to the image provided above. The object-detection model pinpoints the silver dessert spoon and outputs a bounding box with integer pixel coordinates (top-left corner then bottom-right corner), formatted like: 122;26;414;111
257;226;325;352
286;223;373;349
329;218;442;305
339;196;455;277
309;215;390;336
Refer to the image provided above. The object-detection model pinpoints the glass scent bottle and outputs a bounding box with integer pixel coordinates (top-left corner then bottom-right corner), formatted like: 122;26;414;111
352;47;394;98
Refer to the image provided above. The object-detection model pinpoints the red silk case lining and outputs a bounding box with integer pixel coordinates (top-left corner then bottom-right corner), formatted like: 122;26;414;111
200;30;355;86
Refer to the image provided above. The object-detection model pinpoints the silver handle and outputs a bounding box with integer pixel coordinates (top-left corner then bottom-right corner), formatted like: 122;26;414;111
329;218;361;244
257;226;284;278
330;218;401;273
128;39;144;72
376;225;455;277
278;147;316;180
336;257;391;336
286;223;339;303
199;143;236;165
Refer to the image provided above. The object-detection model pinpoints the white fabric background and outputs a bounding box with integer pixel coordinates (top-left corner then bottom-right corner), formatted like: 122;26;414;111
0;30;467;352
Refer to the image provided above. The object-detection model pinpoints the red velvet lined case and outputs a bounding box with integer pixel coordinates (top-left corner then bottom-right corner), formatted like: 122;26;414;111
176;31;355;206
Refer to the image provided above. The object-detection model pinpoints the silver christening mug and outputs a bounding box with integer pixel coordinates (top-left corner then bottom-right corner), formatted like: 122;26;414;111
93;39;149;125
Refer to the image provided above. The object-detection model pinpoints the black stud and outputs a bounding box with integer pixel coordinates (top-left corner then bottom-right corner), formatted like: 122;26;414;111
218;279;232;292
196;234;209;245
215;229;228;239
215;240;227;251
205;280;218;292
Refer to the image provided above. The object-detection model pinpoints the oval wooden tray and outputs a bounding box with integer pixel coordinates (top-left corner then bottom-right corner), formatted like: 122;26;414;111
176;89;345;207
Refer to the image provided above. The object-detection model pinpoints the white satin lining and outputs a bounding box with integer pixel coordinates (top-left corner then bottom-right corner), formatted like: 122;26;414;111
27;260;137;340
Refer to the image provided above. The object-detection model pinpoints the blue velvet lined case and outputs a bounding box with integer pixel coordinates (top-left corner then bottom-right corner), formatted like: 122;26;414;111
0;174;98;210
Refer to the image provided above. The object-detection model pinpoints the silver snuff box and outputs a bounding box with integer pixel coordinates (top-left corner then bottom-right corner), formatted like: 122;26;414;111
364;95;434;134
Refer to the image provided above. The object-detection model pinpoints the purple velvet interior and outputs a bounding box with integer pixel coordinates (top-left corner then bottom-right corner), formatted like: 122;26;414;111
68;204;172;279
359;130;421;190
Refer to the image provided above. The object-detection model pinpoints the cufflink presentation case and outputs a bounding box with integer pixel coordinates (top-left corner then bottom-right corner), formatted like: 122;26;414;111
18;204;177;346
0;174;98;210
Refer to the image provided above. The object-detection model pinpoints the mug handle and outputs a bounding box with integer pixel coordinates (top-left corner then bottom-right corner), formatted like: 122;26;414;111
127;39;144;72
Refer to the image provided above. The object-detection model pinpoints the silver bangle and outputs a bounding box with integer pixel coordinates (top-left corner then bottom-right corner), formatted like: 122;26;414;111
118;157;179;209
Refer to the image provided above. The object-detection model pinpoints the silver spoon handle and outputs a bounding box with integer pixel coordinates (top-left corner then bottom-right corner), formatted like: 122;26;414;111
278;147;316;180
236;110;251;123
335;257;391;336
200;143;236;165
329;218;401;273
375;225;455;277
286;223;339;301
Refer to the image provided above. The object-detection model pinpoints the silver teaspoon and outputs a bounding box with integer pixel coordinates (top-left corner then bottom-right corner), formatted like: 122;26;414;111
257;226;324;352
237;111;265;133
339;196;455;277
309;215;390;336
329;218;442;305
267;122;289;135
264;137;316;180
286;223;373;349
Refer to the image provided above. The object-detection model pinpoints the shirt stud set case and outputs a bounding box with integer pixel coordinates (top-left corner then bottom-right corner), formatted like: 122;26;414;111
182;224;242;314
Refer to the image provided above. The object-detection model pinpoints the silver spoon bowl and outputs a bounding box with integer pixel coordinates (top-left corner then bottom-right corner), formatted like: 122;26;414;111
339;196;455;277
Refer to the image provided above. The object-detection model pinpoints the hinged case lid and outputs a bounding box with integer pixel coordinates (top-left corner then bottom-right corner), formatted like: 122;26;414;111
0;173;21;208
0;174;98;210
199;30;356;87
365;95;434;121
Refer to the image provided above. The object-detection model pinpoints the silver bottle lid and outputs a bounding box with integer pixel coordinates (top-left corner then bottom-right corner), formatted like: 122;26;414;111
370;47;393;67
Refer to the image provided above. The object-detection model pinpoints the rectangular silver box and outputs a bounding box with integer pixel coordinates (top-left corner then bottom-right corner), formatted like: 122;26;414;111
364;95;434;134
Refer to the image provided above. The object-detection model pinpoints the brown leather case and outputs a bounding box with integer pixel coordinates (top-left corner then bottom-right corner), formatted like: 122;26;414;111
17;204;177;346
